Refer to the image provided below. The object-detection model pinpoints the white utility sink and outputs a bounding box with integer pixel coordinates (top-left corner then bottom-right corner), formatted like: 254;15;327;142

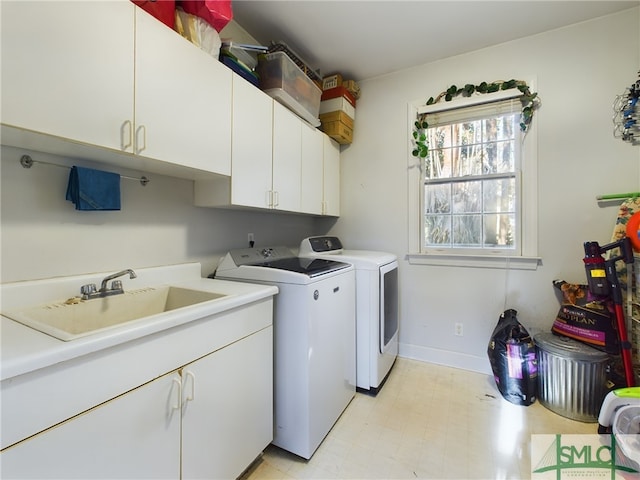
3;286;227;341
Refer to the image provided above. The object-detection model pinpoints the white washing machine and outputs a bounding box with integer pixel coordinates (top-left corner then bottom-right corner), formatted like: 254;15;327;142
215;246;356;459
299;236;399;394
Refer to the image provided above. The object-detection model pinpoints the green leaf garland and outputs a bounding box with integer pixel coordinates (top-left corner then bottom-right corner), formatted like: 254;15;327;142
412;80;540;158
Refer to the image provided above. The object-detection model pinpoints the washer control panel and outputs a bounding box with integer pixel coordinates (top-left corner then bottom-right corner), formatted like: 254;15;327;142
300;236;344;254
228;246;294;266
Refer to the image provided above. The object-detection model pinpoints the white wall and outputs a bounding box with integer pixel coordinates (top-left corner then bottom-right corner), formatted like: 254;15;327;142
329;9;640;373
0;146;319;283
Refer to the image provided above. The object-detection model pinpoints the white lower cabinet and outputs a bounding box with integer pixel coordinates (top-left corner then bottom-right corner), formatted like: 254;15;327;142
1;326;273;480
1;371;181;479
182;326;273;479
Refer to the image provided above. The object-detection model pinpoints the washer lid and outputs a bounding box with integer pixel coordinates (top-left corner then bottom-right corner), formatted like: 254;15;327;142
252;257;351;277
534;332;609;361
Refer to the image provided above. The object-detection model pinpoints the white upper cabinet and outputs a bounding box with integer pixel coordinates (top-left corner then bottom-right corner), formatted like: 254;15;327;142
229;75;274;209
300;124;324;215
1;1;135;151
2;0;338;213
323;136;341;217
1;1;232;178
194;91;339;216
134;7;232;174
272;102;303;212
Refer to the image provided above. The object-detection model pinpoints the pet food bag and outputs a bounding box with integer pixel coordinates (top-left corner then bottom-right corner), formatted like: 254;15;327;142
487;309;538;406
551;280;619;354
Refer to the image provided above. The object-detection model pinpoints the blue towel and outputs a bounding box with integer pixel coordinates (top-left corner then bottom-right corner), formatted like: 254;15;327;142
66;166;121;211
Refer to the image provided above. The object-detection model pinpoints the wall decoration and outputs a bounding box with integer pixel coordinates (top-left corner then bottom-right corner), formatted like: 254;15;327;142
412;80;540;158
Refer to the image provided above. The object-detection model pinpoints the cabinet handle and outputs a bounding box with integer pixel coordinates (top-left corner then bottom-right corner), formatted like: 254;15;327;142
184;370;196;403
266;190;273;208
273;191;279;207
135;124;147;154
171;377;182;411
121;120;133;151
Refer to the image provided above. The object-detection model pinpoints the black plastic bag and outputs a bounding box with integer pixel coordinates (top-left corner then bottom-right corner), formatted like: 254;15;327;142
487;309;538;406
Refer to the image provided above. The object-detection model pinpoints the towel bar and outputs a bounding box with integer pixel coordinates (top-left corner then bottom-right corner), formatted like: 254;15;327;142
20;155;149;186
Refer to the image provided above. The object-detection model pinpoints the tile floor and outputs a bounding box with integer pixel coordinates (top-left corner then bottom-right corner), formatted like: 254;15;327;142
242;357;596;480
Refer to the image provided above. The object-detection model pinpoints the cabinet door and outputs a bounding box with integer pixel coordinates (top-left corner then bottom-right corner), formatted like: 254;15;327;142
272;103;302;212
134;6;232;174
231;77;274;208
181;326;273;480
300;125;324;215
323;136;341;216
1;1;134;151
1;372;181;479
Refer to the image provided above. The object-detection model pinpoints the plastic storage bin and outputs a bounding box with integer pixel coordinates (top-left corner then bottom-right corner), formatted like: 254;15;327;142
535;332;610;422
612;404;640;469
256;52;321;127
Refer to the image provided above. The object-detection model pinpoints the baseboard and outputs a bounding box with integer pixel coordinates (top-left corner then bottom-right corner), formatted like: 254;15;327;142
399;342;493;376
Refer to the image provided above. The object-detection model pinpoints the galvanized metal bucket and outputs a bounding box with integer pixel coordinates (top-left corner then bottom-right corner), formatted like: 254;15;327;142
535;332;610;422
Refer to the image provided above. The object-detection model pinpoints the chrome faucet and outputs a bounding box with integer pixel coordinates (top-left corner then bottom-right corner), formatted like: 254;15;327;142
80;269;137;300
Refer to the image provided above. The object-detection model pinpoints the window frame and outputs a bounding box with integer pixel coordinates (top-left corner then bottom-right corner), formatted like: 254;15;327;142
407;86;540;270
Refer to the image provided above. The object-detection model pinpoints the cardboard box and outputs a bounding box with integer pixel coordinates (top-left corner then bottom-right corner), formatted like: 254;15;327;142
321;86;356;107
320;97;355;119
322;74;342;90
319;110;354;130
342;79;360;99
321;120;353;144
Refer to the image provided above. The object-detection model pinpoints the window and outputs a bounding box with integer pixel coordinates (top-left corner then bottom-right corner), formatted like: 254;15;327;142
408;88;539;269
425;102;519;252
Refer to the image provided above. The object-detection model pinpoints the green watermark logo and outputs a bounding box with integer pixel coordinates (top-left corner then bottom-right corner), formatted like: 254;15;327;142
531;434;639;479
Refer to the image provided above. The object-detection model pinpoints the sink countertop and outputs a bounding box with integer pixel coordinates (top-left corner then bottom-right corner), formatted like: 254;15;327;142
0;263;278;381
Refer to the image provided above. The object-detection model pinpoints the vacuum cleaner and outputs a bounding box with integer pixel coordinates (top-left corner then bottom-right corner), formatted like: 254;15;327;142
583;236;636;387
598;387;640;470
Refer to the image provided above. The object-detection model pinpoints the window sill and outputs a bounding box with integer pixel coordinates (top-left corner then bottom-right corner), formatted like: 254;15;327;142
406;253;541;270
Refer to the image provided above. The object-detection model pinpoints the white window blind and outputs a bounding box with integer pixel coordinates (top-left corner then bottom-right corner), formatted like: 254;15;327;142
421;97;520;128
407;87;540;269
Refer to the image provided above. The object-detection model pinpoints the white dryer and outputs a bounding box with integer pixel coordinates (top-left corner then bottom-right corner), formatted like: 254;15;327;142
215;246;356;459
299;236;399;394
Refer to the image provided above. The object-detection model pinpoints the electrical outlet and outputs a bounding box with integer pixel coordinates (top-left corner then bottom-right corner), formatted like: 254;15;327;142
455;323;463;336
